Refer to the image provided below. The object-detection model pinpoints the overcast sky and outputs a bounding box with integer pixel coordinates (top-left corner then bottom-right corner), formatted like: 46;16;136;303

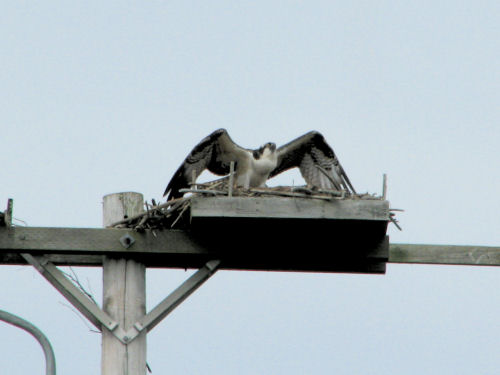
1;1;499;374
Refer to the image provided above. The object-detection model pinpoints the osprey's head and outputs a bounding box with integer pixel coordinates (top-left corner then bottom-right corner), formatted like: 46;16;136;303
253;142;276;159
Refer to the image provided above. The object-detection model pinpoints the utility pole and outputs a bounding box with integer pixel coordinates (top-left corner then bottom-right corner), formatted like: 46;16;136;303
0;194;498;375
102;192;147;375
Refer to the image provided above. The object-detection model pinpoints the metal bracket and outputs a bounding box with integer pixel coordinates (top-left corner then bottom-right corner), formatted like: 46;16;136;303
23;253;220;345
119;233;135;249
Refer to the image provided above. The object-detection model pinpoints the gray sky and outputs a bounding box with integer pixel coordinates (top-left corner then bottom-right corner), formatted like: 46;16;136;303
1;1;499;374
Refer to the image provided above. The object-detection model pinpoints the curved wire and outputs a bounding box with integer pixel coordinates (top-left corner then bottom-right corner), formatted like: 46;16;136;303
0;309;56;375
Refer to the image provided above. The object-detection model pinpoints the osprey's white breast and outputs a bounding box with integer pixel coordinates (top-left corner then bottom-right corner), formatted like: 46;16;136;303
249;148;278;186
236;148;278;188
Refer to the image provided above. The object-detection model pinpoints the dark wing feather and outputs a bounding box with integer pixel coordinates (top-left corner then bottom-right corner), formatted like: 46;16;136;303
270;131;356;194
164;129;244;200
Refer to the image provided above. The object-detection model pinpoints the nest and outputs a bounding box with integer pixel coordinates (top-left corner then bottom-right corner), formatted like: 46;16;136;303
108;176;393;231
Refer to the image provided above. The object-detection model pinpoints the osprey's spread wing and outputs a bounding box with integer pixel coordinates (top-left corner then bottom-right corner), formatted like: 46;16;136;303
269;131;356;194
164;129;248;200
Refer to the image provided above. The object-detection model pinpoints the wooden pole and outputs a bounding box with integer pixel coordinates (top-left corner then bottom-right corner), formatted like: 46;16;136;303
102;192;146;375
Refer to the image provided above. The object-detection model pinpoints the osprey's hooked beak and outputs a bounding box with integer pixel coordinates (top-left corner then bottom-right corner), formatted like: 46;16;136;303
253;142;276;159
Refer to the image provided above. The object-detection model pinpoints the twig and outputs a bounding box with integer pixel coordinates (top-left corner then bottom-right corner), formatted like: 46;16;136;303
315;189;344;197
290;186;314;194
12;217;28;226
390;216;402;231
179;188;227;196
62;267;99;306
248;188;332;201
134;214;150;232
170;202;190;228
107;197;189;227
58;301;101;333
204;179;227;189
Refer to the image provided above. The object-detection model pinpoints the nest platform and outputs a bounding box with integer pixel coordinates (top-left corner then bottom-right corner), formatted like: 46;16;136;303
109;183;392;274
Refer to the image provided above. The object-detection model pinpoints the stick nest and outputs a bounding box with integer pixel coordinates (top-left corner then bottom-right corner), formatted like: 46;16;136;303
108;176;390;231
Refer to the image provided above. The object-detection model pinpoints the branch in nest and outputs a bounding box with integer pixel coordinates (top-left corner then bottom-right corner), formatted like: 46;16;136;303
107;197;190;228
170;201;191;228
390;213;402;231
178;188;227;196
248;188;333;201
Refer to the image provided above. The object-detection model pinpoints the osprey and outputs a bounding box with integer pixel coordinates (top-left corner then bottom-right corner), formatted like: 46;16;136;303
164;129;355;200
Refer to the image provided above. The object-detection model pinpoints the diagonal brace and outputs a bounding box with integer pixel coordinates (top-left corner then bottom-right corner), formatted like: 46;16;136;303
23;253;220;345
122;259;221;344
21;254;122;336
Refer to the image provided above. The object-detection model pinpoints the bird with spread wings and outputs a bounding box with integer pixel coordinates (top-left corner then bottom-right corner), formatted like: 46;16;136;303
164;129;355;201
